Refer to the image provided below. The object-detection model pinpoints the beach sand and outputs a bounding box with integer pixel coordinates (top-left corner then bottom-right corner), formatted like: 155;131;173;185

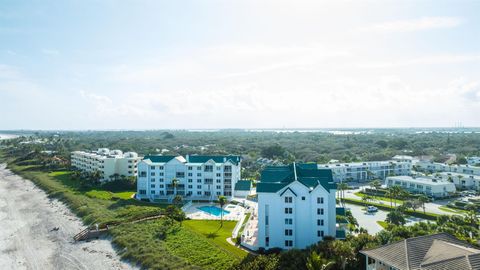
0;164;137;270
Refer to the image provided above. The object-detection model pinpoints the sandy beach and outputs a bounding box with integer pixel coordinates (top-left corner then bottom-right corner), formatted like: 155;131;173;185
0;164;137;270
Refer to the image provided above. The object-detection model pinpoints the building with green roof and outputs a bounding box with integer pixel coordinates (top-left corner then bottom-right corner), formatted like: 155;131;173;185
137;154;242;201
245;163;343;250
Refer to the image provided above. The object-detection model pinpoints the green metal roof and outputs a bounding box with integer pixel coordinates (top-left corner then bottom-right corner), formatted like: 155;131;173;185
257;163;336;193
143;155;177;163
187;155;242;165
336;230;346;239
234;180;252;191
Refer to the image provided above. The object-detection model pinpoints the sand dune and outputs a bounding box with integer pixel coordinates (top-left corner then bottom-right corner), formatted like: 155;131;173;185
0;164;137;270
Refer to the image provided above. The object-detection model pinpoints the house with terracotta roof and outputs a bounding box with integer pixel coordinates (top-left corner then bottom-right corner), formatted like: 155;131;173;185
361;233;480;270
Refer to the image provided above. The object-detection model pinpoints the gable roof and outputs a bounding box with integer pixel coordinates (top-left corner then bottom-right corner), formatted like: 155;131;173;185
143;155;178;163
186;155;242;165
256;163;336;193
360;233;480;270
234;180;252;191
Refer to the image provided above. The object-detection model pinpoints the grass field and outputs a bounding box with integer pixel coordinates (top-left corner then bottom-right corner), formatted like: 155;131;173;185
354;191;404;205
376;221;389;229
3;156;245;270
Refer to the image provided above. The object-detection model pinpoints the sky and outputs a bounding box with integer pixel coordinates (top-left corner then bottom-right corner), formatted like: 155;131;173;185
1;0;480;130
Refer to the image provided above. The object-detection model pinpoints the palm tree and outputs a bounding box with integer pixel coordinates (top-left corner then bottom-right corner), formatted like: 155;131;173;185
306;251;334;270
418;195;429;214
391;186;403;207
331;240;355;270
370;180;381;199
361;195;370;209
173;195;183;207
337;182;348;206
385;187;394;208
218;196;227;227
171;178;179;196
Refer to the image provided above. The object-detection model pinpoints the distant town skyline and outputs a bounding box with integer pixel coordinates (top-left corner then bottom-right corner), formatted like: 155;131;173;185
1;1;480;129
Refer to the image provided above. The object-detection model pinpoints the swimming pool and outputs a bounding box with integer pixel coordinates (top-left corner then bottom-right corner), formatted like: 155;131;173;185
197;206;230;216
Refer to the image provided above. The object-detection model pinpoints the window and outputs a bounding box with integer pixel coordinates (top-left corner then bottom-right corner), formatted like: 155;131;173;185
159;184;164;188
159;178;164;182
217;166;221;171
188;185;193;189
151;190;155;194
317;208;324;215
151;178;155;182
285;218;293;225
197;179;202;183
204;165;213;172
188;173;193;177
150;166;155;170
216;179;221;183
216;173;221;177
285;208;293;214
150;184;155;188
159;166;164;170
197;191;202;195
197;185;202;189
216;191;221;195
150;172;155;176
317;230;324;237
285;240;293;247
188;166;193;170
197;173;202;177
176;172;185;178
139;171;147;177
317;197;324;204
266;237;269;247
284;229;293;236
216;185;221;189
285;197;293;203
197;166;201;170
159;172;164;176
188;179;193;183
139;189;146;194
317;219;324;226
301;196;305;200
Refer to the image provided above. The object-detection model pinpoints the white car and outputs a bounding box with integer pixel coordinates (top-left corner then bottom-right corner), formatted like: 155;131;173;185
367;206;378;212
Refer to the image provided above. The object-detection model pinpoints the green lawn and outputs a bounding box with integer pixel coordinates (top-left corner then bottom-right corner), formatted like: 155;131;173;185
438;205;468;214
377;221;389;229
4;160;244;270
183;220;247;259
354;191;404;205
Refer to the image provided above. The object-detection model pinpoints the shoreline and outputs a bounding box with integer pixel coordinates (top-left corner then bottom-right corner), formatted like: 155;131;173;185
0;163;137;270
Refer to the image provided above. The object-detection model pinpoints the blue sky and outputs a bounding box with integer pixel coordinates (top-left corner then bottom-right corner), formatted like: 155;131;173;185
1;0;480;129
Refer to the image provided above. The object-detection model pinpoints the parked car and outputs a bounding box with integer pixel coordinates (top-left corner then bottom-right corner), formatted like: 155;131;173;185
367;206;378;213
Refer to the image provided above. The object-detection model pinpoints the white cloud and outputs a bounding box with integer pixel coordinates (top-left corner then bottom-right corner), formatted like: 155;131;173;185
361;17;463;33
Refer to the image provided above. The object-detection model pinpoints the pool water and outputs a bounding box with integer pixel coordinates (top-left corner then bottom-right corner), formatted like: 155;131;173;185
197;206;230;216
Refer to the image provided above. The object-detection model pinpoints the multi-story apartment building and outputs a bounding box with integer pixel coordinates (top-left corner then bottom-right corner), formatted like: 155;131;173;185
70;148;141;181
385;175;456;198
136;155;242;201
467;157;480;166
416;161;480;176
253;163;343;250
319;159;412;183
438;172;480;191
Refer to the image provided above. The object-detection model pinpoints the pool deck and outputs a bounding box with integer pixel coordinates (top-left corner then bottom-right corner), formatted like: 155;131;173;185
184;202;245;221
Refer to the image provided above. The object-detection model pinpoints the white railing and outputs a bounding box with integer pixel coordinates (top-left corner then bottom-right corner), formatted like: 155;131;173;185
232;212;249;238
181;200;193;212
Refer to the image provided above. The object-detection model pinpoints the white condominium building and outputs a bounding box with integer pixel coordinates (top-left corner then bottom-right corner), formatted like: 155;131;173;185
467;157;480;166
415;161;480;176
136;155;242;201
252;163;344;251
385;175;456;198
319;159;412;183
71;148;141;181
438;172;480;191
